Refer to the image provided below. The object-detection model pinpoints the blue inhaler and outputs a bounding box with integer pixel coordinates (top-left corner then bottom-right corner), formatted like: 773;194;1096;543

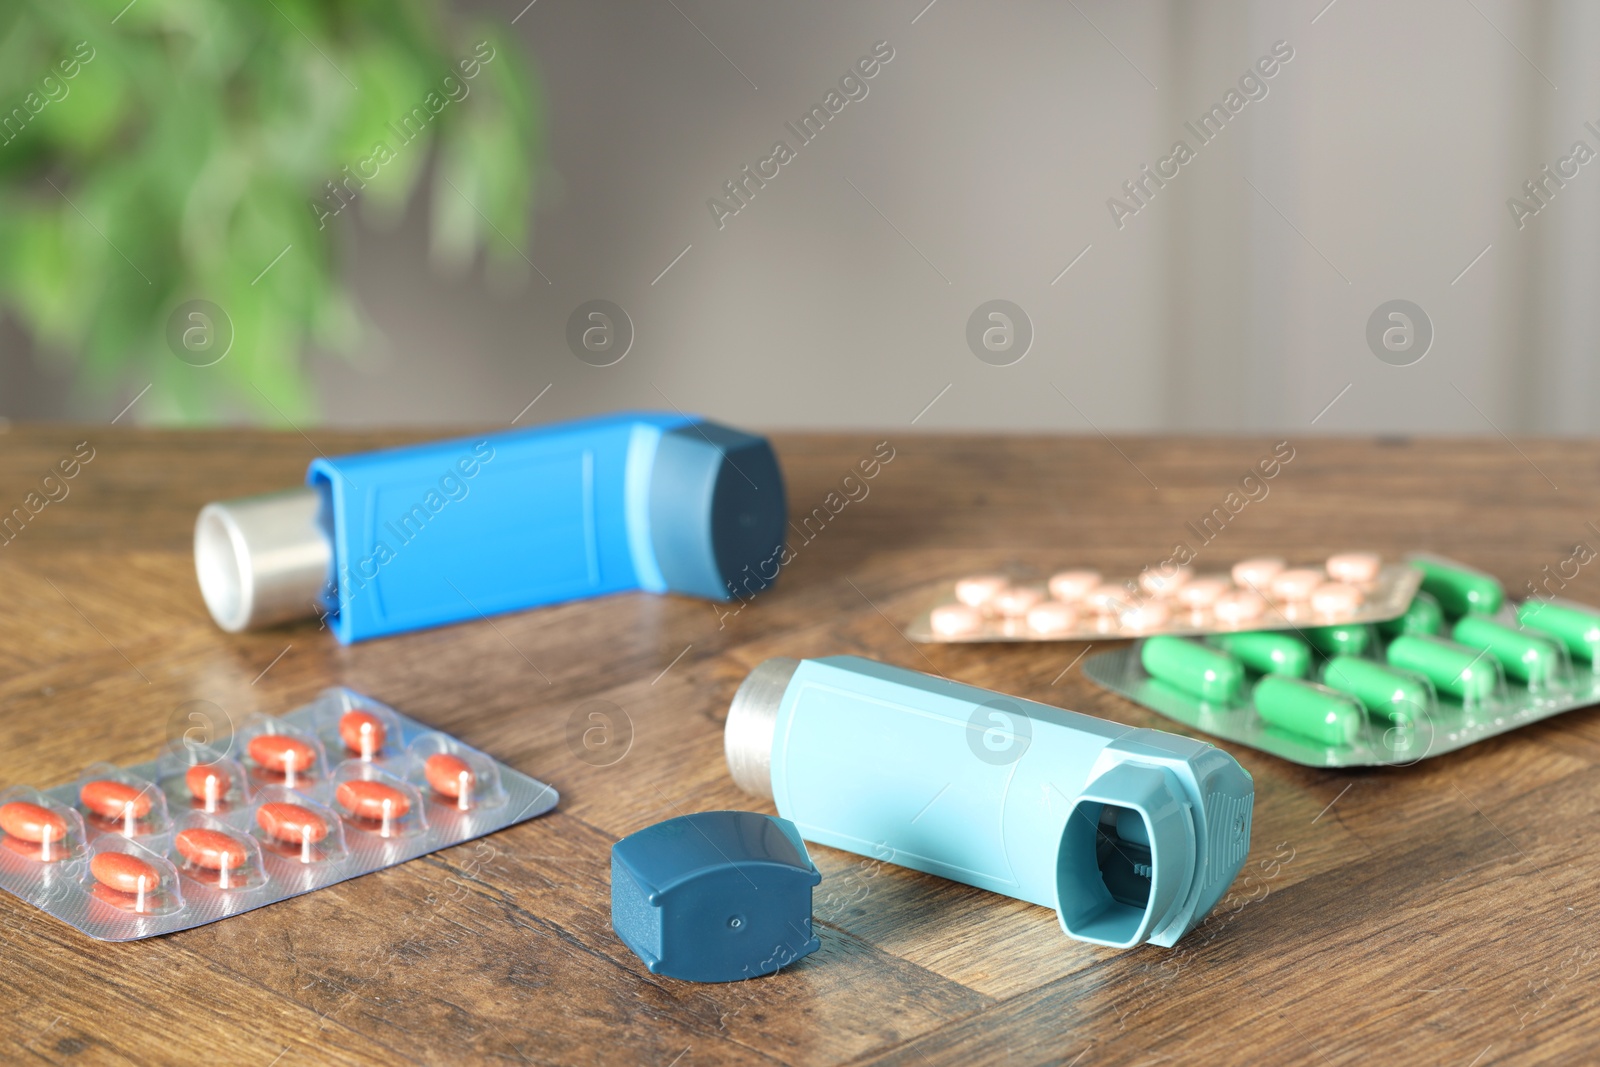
194;412;787;643
724;656;1254;948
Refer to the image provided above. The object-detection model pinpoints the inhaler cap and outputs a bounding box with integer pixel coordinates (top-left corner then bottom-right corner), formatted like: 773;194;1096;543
648;422;788;601
611;810;821;983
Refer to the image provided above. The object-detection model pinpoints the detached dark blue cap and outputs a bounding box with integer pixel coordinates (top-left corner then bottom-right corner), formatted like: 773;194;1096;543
611;810;821;983
649;423;787;601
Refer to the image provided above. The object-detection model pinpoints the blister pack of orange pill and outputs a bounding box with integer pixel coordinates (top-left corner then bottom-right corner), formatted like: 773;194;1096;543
0;687;558;941
908;552;1422;642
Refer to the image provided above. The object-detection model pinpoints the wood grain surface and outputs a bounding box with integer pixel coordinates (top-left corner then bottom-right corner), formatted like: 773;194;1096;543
1;424;1597;1066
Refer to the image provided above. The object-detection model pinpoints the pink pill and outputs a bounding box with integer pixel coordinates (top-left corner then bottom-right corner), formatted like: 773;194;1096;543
990;587;1042;617
930;604;983;637
1121;600;1172;631
1048;569;1101;602
1082;585;1130;614
1026;601;1077;636
1213;589;1268;625
1175;576;1231;610
1310;582;1364;616
1138;567;1192;596
1326;552;1381;585
1270;568;1325;602
1231;558;1286;590
954;576;1007;608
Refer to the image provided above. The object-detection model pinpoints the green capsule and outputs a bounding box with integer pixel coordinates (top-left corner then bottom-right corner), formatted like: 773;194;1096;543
1303;624;1372;658
1140;636;1244;703
1450;615;1564;687
1207;632;1311;678
1411;558;1504;617
1517;600;1600;663
1385;635;1500;704
1252;676;1363;746
1377;591;1444;638
1320;656;1431;722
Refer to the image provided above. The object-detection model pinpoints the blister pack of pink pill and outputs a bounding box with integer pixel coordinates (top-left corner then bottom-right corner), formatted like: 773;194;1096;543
0;687;558;941
908;552;1422;642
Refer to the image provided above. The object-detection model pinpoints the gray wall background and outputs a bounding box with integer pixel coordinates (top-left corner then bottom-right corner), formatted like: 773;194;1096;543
6;0;1599;433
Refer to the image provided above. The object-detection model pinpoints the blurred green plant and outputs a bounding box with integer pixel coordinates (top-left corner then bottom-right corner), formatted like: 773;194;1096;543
0;0;542;422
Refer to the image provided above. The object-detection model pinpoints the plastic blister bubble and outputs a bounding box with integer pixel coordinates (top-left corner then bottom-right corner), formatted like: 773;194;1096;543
82;838;185;918
170;813;269;893
404;731;510;815
155;742;251;817
313;690;405;764
237;714;328;792
73;763;171;840
329;761;428;841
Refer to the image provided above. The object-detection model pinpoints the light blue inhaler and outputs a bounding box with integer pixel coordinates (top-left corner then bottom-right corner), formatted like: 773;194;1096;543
194;412;786;643
724;656;1254;948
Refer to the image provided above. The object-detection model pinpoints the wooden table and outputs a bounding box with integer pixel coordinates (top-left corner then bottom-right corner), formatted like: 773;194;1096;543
1;426;1596;1066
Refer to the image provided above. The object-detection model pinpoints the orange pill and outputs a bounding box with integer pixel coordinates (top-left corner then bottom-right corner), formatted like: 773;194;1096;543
185;764;230;803
339;711;387;756
335;780;412;821
79;779;153;821
90;851;160;895
0;801;67;844
256;802;329;844
424;754;476;798
248;734;317;774
174;828;248;871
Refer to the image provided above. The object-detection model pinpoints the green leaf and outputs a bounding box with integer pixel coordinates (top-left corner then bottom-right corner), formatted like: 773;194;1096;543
0;0;542;423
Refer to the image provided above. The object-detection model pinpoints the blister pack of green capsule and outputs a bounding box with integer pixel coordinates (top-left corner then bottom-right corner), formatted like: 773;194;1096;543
1082;556;1600;767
